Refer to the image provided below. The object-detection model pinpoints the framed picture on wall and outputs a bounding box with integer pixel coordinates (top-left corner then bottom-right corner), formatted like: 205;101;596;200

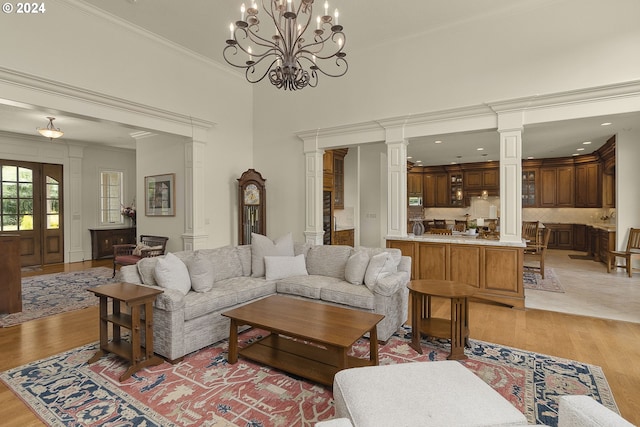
145;173;175;216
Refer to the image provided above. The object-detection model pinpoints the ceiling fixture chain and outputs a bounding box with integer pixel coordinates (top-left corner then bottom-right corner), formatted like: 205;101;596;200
223;0;347;90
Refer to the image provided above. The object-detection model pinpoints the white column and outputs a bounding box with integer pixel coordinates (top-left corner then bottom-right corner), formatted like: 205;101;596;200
386;131;408;238
303;148;324;245
182;139;209;250
498;112;523;243
67;144;85;263
615;128;640;253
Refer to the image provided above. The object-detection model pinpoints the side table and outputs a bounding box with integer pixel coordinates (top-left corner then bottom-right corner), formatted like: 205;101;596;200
408;279;476;360
87;282;164;381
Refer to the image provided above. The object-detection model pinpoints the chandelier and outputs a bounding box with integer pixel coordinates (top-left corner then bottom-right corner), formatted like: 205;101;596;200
37;117;64;140
223;0;347;90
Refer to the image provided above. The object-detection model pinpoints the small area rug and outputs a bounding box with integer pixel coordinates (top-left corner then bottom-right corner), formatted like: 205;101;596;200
0;267;115;327
523;267;564;293
0;327;617;427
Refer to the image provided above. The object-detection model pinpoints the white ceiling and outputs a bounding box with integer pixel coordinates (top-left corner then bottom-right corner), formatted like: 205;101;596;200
2;0;637;161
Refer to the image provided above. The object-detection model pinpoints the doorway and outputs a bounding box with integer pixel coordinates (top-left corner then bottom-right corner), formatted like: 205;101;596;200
0;161;64;267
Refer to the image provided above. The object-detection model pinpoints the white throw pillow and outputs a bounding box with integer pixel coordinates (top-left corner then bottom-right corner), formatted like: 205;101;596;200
345;250;370;285
251;232;294;277
264;254;309;281
187;251;215;292
132;243;150;256
364;252;393;291
154;252;191;295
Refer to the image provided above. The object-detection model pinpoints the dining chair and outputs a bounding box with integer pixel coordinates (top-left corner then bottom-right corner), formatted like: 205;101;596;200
607;228;640;277
522;221;540;249
524;227;551;278
113;235;169;277
430;228;452;235
433;219;447;228
454;220;467;232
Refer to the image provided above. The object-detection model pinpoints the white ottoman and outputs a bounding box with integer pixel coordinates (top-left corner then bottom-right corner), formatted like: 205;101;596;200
333;361;528;427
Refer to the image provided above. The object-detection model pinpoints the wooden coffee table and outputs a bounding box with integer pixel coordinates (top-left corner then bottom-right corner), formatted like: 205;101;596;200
222;295;384;386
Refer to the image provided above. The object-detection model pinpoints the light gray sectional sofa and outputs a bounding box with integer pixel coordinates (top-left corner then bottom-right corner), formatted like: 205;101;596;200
118;238;410;362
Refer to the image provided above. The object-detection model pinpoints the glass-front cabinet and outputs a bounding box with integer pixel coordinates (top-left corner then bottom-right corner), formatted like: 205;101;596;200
449;173;464;206
522;169;536;207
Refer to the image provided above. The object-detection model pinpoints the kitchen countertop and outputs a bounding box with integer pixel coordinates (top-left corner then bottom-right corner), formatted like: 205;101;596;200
387;233;526;248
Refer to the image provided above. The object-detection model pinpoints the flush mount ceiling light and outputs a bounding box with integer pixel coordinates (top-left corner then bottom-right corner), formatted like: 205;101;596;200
37;117;64;140
223;0;347;90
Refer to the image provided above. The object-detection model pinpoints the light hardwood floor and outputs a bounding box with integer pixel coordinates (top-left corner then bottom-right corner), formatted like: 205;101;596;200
1;260;639;426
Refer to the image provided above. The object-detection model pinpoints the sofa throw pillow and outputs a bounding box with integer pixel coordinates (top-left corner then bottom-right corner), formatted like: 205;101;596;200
251;232;294;277
154;252;191;295
345;250;370;285
364;252;394;291
132;243;150;257
305;245;352;279
264;254;309;281
187;251;215;292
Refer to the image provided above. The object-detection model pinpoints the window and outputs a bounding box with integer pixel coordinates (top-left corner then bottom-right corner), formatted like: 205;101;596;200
46;176;60;229
1;165;34;231
100;171;124;225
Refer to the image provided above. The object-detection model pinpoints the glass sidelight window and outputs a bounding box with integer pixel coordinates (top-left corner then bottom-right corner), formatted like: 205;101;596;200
46;176;60;229
100;170;124;225
1;165;34;231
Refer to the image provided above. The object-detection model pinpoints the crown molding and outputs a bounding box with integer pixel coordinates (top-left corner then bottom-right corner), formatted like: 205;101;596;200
0;66;215;134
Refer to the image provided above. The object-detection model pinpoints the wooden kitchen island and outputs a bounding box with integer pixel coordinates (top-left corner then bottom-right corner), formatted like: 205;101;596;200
387;234;525;308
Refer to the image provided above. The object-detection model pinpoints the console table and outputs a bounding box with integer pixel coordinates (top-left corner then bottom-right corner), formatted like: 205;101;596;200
87;282;163;381
89;227;136;259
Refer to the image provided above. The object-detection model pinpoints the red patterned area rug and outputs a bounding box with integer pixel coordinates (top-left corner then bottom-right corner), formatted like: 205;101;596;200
0;327;617;427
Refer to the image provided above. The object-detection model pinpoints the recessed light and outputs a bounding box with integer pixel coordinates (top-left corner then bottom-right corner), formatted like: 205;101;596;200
407;156;413;159
416;160;422;163
576;148;585;151
481;153;488;157
601;122;612;126
450;161;457;164
434;140;442;144
572;153;579;156
477;147;484;151
527;156;534;160
582;141;592;145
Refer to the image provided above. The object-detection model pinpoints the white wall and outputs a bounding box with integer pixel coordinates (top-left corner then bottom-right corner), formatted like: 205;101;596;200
253;0;640;243
1;0;254;252
615;129;640;253
81;145;136;260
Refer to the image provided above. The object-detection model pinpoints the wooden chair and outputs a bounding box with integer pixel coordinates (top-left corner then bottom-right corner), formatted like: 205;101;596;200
524;227;551;278
113;235;169;277
454;220;467;232
433;219;447;228
607;228;640;277
430;228;452;235
522;221;540;250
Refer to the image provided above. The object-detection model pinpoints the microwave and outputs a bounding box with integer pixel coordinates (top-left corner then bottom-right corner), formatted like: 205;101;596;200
408;196;423;206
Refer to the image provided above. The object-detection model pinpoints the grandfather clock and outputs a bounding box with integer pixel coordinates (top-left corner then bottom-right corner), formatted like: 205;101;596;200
238;169;266;245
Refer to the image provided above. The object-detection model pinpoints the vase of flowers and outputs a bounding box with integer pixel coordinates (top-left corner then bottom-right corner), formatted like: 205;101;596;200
122;204;136;227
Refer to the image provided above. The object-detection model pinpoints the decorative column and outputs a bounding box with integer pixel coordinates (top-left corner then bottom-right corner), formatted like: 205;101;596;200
67;144;85;263
303;147;325;245
497;112;523;243
182;138;209;251
386;129;408;238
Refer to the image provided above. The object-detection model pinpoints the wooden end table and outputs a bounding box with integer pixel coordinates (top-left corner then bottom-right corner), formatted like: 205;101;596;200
87;282;164;381
408;279;476;360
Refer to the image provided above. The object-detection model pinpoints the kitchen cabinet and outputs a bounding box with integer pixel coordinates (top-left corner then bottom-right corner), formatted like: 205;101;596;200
602;172;615;208
463;168;499;190
598;229;616;264
323;149;348;209
387;239;524;308
89;227;136;259
423;172;449;207
449;172;464;206
333;228;354;246
545;223;573;249
575;161;601;208
408;172;423;197
573;224;587;252
540;166;574;207
522;169;538;207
